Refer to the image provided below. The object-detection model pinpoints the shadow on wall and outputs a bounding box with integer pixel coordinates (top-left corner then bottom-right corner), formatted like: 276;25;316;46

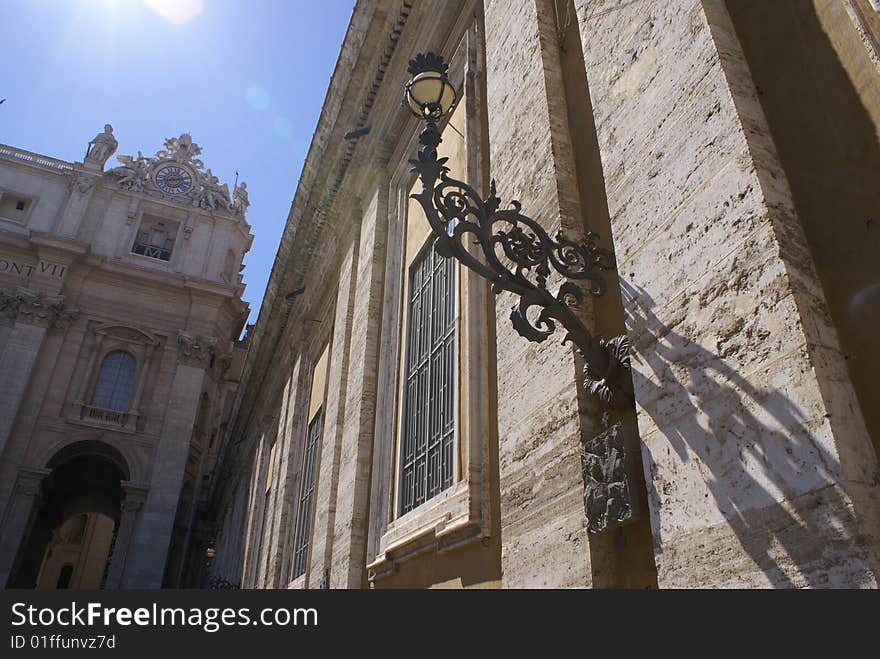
621;280;866;588
724;0;880;458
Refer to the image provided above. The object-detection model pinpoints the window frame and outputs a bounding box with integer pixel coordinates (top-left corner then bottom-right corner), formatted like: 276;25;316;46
90;350;137;412
0;188;38;226
290;406;323;580
131;218;178;262
366;16;496;582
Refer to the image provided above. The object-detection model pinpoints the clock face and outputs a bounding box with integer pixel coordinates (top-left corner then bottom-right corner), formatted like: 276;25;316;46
154;165;193;195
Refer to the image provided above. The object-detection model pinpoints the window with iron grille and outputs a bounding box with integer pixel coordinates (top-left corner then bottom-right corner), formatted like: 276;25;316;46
399;245;456;515
91;351;136;411
132;219;176;261
291;408;322;579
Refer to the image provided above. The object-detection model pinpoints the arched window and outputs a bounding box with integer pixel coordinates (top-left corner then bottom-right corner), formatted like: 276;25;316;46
91;351;136;411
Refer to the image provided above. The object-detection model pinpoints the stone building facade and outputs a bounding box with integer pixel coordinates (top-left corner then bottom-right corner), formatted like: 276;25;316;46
0;126;252;588
201;0;880;589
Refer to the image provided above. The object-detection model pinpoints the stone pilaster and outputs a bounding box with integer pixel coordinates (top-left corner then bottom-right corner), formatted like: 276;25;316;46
309;228;360;588
55;169;99;237
120;333;214;588
0;289;76;460
0;467;50;587
483;0;597;587
327;179;388;589
103;482;149;589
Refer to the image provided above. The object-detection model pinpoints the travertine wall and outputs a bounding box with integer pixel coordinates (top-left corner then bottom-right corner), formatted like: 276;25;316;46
577;0;880;587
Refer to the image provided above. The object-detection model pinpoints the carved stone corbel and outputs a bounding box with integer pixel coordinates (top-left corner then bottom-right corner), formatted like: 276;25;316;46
177;332;217;369
68;173;97;196
214;352;233;379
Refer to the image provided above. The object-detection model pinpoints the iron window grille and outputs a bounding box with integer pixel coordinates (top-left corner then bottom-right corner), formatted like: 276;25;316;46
291;408;323;580
91;351;135;412
399;244;456;515
132;221;175;261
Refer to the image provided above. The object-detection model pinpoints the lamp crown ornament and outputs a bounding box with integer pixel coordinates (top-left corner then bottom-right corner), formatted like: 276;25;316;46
407;52;449;76
404;52;634;411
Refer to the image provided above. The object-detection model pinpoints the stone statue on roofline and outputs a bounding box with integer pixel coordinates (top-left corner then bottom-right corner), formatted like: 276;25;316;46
230;181;250;216
110;151;149;191
85;124;118;169
198;168;231;211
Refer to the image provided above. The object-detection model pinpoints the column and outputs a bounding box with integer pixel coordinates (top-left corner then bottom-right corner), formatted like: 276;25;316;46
103;482;148;589
0;289;69;459
120;333;214;588
0;468;50;587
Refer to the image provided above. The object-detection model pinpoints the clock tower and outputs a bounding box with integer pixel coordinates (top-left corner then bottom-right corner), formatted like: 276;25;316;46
0;125;252;589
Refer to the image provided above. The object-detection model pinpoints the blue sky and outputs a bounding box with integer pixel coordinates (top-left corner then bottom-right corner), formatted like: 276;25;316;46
0;0;354;326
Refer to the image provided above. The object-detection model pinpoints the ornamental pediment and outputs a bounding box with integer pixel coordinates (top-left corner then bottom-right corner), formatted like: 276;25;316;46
93;322;159;346
105;132;249;218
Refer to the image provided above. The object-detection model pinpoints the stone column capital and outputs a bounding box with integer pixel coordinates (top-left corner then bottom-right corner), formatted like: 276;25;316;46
15;467;51;497
120;481;149;511
53;307;80;331
13;287;68;328
68;172;98;196
0;288;18;325
177;332;217;369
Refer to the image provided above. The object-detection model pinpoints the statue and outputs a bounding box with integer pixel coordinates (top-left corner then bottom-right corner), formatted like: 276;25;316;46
156;133;204;169
230;181;249;215
110;151;149;191
197;169;230;211
85;124;118;169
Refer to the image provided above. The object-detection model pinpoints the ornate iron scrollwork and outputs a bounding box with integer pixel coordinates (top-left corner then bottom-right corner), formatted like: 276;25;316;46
408;119;634;409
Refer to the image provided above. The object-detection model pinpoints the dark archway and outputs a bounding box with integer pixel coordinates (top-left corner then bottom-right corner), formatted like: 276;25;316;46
7;442;128;589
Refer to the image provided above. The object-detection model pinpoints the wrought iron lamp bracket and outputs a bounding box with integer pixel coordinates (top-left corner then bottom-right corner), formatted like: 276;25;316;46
408;118;634;409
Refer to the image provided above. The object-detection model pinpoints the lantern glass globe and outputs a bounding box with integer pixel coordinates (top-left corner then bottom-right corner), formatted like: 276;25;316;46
406;71;456;120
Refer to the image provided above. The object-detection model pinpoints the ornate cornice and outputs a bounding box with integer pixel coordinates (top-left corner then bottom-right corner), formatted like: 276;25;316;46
177;332;217;369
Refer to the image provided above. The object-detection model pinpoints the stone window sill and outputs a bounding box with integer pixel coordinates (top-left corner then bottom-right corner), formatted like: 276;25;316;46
368;480;482;582
286;573;307;590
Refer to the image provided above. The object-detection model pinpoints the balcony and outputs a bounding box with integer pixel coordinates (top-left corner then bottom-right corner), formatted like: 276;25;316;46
75;403;138;432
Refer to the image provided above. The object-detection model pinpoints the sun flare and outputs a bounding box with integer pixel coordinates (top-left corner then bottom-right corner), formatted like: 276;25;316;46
144;0;204;24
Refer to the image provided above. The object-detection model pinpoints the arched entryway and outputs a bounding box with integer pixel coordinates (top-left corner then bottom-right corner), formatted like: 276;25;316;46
7;441;130;589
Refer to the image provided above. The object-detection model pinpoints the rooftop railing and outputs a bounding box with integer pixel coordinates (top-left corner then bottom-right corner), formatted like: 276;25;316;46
0;144;75;173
